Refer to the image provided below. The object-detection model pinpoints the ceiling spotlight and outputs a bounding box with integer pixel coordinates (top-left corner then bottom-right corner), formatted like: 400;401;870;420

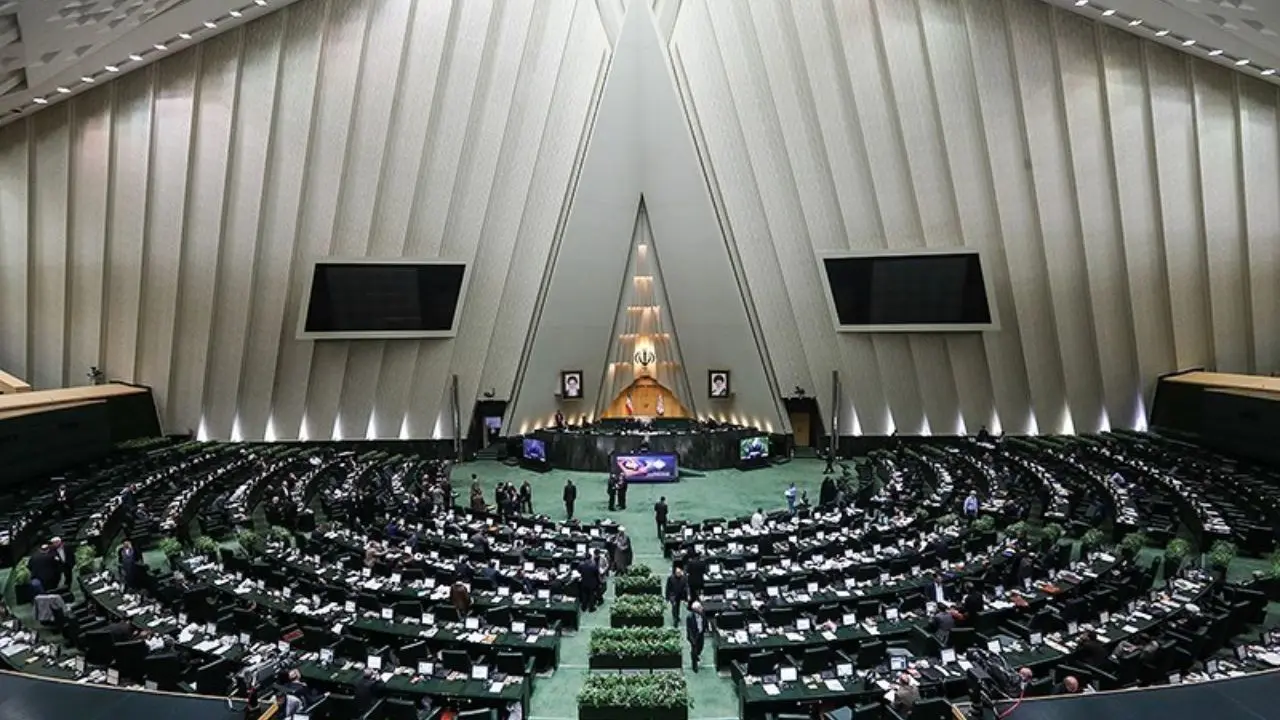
179;32;191;40
154;43;167;51
1208;49;1224;56
1182;39;1196;46
1156;29;1170;36
229;10;242;17
129;53;143;61
32;97;47;104
204;20;216;28
1102;9;1116;16
81;75;95;83
1236;58;1251;66
56;86;70;94
255;0;266;5
1263;69;1277;76
1128;19;1143;26
1074;0;1088;5
105;65;119;72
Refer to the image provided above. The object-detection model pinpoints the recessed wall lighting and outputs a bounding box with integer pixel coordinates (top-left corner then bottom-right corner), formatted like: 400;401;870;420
1155;29;1170;37
32;97;47;104
1102;9;1116;16
178;32;191;40
105;65;119;72
1074;0;1088;5
255;0;267;5
1208;49;1224;56
56;86;70;94
1128;19;1142;26
1263;69;1277;76
154;43;167;51
129;53;143;61
1182;39;1196;46
229;10;242;17
204;21;216;28
1236;58;1251;66
81;76;95;83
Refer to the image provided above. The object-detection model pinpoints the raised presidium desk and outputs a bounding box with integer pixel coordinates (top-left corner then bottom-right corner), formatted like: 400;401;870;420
525;418;786;472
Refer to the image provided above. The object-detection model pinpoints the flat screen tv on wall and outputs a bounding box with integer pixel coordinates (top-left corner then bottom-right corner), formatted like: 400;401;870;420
819;249;997;332
298;259;470;340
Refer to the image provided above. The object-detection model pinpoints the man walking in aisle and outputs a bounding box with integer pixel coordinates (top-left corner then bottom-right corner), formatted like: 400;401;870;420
563;480;577;520
665;566;688;626
686;602;707;672
654;496;669;537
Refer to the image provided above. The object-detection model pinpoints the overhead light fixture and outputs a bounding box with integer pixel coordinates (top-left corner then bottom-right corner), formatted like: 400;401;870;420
129;53;143;61
229;10;242;17
1128;19;1142;26
56;86;70;94
32;97;47;104
1074;0;1088;5
179;32;191;40
204;20;216;28
1263;69;1277;76
1182;39;1196;46
81;75;95;83
154;43;167;51
1102;9;1116;16
1208;49;1224;56
105;65;119;72
1156;29;1170;37
255;0;267;5
1236;58;1251;66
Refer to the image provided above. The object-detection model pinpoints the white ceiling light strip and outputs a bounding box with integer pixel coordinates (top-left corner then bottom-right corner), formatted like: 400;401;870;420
12;2;271;118
1059;1;1278;82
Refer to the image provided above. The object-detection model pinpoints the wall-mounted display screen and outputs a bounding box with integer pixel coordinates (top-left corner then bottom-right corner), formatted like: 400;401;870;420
613;453;679;482
522;438;546;462
820;250;996;332
739;436;769;460
298;260;469;339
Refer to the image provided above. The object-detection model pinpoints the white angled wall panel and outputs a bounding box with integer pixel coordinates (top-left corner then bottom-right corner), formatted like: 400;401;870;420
0;0;604;440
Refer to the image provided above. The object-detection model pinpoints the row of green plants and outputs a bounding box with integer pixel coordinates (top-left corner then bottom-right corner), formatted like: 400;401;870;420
577;672;690;720
621;564;653;578
1003;521;1066;545
588;628;682;669
610;594;666;628
615;572;662;597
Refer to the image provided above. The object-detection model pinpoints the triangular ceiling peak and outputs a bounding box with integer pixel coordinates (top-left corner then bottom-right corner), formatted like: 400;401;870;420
506;1;784;435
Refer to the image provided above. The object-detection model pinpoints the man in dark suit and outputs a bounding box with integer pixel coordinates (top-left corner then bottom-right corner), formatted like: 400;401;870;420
118;539;140;589
352;667;381;714
617;476;628;510
686;553;706;602
928;605;957;647
607;476;618;512
1074;629;1109;667
686;602;707;672
50;537;73;590
563;480;577;520
665;567;689;626
578;556;600;612
654;496;669;537
29;545;60;593
56;484;74;516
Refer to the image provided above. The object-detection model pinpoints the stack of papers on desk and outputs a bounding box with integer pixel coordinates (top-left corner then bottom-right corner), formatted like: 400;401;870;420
785;632;804;642
763;684;780;696
824;679;845;692
1;643;29;657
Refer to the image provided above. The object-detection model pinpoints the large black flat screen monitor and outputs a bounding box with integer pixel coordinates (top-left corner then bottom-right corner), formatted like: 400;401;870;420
821;251;995;332
299;260;469;339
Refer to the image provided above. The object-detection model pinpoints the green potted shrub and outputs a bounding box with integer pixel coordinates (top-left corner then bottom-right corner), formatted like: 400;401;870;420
621;564;653;578
1207;540;1237;573
936;513;960;528
588;627;682;670
157;537;184;559
1080;528;1106;552
1005;521;1030;540
268;526;294;547
193;535;219;557
971;515;996;533
235;529;263;555
1119;531;1148;558
610;594;666;628
73;545;100;575
1261;552;1280;601
1041;523;1065;545
1164;538;1191;572
577;671;690;720
11;557;34;605
615;573;662;597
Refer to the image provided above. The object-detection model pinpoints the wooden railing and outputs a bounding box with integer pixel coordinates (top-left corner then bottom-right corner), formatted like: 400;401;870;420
0;369;32;394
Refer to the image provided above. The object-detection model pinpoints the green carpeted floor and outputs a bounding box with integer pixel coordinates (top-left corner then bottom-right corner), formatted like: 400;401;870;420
450;458;836;720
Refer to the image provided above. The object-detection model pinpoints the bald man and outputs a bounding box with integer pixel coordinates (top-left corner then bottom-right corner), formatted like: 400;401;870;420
1053;675;1080;695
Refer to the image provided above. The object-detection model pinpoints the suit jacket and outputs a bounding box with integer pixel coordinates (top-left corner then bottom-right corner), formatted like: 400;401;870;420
563;485;577;502
664;574;688;602
685;612;707;643
29;551;59;588
578;560;600;590
654;502;668;524
352;676;379;711
686;557;706;585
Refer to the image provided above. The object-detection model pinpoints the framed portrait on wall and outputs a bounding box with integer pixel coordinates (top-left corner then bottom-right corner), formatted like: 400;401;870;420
560;370;583;399
708;370;731;398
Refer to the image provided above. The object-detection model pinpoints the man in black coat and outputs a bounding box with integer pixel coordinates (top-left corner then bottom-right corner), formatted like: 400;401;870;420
686;602;707;672
56;484;74;516
563;480;577;520
819;476;837;507
578;556;600;612
685;553;706;602
665;567;689;625
654;497;669;537
617;476;628;510
28;545;60;593
352;667;381;714
607;476;618;512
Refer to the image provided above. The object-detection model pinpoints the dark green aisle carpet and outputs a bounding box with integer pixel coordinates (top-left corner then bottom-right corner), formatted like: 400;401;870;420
451;458;837;720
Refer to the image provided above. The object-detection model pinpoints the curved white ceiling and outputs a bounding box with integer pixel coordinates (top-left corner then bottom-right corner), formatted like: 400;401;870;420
0;0;300;124
1046;0;1280;79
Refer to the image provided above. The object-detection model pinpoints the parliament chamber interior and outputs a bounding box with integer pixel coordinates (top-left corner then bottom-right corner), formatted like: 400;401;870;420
3;1;1280;719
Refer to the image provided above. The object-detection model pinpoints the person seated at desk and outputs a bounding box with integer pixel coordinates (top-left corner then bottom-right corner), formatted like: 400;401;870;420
105;620;136;643
1052;675;1081;695
961;583;985;626
928;604;958;646
353;666;381;715
1074;629;1109;667
280;668;318;711
925;573;948;604
750;508;765;529
480;560;501;583
1114;634;1159;664
891;673;919;715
